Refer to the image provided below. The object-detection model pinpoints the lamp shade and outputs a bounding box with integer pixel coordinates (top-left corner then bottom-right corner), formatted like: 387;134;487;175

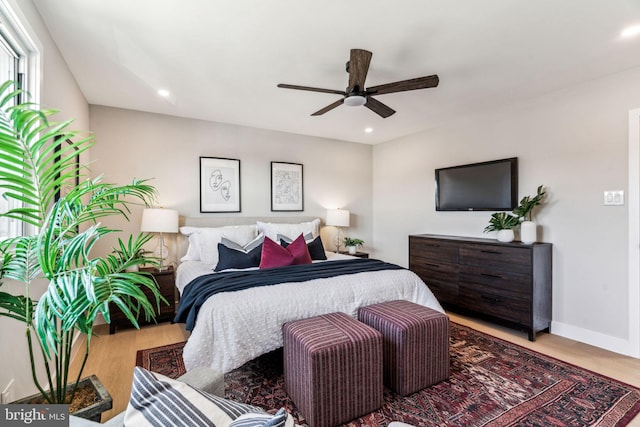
326;209;350;227
140;208;179;233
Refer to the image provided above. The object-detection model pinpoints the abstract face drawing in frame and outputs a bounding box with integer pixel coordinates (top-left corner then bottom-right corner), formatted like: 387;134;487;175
200;157;241;212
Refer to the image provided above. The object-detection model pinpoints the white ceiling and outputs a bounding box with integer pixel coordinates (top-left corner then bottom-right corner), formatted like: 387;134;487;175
33;0;640;144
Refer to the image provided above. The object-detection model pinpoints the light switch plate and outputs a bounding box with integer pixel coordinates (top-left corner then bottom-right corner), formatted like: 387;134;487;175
604;190;624;206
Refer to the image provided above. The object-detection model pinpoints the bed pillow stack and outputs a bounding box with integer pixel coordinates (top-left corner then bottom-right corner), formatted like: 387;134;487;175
179;219;327;271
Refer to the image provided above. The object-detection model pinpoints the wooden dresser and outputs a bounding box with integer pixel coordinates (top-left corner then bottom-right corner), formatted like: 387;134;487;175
409;234;552;341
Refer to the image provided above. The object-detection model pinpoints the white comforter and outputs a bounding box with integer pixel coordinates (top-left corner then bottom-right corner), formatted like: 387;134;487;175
181;260;444;374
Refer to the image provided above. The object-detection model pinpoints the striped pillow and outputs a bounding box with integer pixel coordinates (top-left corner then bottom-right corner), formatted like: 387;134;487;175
229;408;294;427
124;367;263;427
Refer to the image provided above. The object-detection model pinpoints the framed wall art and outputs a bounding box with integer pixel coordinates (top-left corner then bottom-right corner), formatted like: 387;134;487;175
200;157;241;213
54;136;80;203
271;161;303;211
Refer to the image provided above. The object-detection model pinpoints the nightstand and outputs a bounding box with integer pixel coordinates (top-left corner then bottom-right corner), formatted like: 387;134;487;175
109;266;176;334
339;251;369;259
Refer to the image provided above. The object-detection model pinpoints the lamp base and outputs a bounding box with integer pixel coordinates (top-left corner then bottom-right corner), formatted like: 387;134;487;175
154;235;170;271
335;227;343;254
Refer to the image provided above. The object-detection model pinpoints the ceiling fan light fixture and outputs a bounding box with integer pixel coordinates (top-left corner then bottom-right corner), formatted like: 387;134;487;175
344;95;366;107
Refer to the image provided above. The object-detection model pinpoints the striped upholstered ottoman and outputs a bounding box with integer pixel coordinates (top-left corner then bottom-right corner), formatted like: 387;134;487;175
283;312;383;427
358;300;449;396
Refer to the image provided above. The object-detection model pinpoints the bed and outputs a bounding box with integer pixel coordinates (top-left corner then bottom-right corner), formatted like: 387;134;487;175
172;217;443;374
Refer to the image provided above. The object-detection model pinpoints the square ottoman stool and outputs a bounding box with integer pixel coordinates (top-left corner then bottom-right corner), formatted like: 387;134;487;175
358;300;449;396
283;312;383;427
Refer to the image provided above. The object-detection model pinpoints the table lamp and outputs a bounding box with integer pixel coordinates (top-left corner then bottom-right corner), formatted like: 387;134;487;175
326;209;350;253
140;208;179;271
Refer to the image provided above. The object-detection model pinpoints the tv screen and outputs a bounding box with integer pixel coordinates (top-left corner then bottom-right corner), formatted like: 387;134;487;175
435;158;518;211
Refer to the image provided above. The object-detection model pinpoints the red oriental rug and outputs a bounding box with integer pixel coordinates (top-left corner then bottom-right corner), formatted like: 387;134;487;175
136;322;640;426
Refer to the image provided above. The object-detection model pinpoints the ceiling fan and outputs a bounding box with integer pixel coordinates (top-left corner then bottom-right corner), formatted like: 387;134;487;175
277;48;439;118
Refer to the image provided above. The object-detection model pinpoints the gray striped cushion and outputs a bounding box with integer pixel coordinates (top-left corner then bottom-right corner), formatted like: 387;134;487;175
229;408;293;427
221;233;265;252
124;367;263;426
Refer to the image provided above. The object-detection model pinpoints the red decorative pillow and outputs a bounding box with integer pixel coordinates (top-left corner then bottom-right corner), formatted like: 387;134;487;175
259;234;312;269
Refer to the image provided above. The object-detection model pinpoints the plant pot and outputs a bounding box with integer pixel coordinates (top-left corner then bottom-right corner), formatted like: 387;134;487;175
497;229;515;243
12;375;112;422
347;246;357;254
521;221;537;244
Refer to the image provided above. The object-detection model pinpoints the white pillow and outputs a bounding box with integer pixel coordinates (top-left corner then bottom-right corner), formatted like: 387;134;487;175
199;225;258;265
179;226;203;262
256;219;320;242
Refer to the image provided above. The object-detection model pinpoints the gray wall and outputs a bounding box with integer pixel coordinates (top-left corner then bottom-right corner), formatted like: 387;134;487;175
373;65;640;355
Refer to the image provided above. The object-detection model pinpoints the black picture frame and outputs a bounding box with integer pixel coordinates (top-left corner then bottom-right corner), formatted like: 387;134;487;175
200;157;241;213
271;161;303;212
54;136;80;203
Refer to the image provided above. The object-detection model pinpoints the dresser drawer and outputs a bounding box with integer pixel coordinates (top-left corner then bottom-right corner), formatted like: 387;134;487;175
410;260;458;305
409;237;459;264
153;273;176;316
459;265;530;299
458;286;531;325
460;243;531;275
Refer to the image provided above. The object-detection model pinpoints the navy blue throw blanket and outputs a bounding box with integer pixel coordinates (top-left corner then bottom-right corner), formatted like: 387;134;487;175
174;258;404;331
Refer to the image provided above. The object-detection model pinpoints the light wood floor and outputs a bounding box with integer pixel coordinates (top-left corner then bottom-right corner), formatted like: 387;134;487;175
70;313;640;425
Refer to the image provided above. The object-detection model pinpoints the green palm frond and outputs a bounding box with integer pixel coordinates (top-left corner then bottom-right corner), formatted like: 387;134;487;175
0;83;94;227
0;80;163;403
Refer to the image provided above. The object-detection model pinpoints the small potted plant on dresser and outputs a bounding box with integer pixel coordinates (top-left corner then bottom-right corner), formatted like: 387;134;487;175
513;185;546;244
484;212;520;242
343;237;365;255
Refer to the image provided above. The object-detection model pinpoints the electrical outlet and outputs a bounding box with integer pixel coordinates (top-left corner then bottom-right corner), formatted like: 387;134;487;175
1;379;15;404
604;190;624;206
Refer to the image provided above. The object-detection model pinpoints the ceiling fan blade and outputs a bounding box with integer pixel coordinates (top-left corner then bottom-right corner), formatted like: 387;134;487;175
278;84;346;95
366;74;439;95
348;49;372;90
364;97;395;118
311;99;344;116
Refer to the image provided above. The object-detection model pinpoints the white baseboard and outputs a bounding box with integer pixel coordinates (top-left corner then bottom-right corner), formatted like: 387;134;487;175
551;320;639;358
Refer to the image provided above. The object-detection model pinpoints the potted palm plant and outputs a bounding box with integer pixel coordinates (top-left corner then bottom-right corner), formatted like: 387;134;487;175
484;212;520;242
0;81;164;420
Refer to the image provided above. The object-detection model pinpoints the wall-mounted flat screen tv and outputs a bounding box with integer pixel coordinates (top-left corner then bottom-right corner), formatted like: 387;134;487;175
435;157;518;211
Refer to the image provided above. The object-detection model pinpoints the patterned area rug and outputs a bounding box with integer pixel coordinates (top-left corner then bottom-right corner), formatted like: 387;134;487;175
135;322;640;426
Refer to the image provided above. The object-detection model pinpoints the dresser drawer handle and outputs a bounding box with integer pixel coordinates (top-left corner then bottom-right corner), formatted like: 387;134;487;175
480;249;501;255
481;295;501;303
481;273;503;279
425;263;440;268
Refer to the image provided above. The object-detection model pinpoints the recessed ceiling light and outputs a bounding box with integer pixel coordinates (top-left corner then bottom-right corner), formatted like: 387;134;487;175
621;25;640;38
364;127;373;133
157;89;171;97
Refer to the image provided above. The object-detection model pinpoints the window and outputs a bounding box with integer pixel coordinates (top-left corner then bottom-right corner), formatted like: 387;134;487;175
0;1;39;240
